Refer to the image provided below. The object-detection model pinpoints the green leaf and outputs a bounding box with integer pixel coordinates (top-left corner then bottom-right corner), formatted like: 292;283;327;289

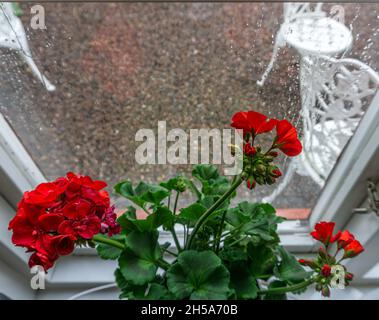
228;261;258;299
167;250;230;300
118;230;162;285
114;181;170;208
117;206;138;232
117;206;174;232
226;202;284;245
96;235;125;260
115;268;147;300
144;283;171;300
160;176;187;193
115;268;129;290
274;246;312;284
115;269;171;300
177;203;207;225
247;243;276;277
192;164;220;182
220;246;247;263
192;164;230;196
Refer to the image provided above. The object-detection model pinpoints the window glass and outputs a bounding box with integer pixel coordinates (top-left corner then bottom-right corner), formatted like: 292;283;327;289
1;3;378;217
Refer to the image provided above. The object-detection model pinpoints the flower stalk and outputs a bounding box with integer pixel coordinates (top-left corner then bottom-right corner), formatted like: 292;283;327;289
186;175;244;249
258;277;316;295
92;234;125;250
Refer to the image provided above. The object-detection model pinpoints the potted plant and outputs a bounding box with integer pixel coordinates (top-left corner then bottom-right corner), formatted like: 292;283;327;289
8;111;364;299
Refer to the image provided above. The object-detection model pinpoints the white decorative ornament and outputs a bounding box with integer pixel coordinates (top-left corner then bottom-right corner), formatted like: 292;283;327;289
264;55;379;203
257;2;352;86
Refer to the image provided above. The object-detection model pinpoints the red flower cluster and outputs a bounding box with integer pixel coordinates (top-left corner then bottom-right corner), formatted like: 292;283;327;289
231;111;302;157
299;221;364;297
231;111;302;190
310;221;364;258
8;172;120;271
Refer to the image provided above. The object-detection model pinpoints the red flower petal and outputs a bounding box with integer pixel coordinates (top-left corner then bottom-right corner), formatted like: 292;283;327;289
275;120;302;157
343;239;364;258
38;214;64;232
231;111;277;136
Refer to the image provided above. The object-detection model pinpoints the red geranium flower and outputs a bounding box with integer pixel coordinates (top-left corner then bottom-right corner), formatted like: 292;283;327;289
343;240;364;258
336;230;355;249
28;251;57;271
310;221;339;245
274;120;302;156
8;172;120;271
231;111;278;136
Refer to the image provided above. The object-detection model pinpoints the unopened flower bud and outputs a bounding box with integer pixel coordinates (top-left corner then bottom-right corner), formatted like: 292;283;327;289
321;286;330;297
321;264;332;277
345;272;354;281
246;178;256;190
176;177;187;192
298;259;316;269
268;166;282;178
268;151;279;157
256;164;266;174
243;143;256;157
255;176;265;185
266;176;276;185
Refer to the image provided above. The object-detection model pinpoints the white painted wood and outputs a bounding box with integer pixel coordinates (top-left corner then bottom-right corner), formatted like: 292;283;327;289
0;195;30;271
0;258;36;300
0;113;46;207
310;91;379;230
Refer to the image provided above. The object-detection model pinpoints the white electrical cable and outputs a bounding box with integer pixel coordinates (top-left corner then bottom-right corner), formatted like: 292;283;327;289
67;283;117;300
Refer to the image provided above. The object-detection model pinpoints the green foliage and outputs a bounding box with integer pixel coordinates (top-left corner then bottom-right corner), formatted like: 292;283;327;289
228;261;258;299
167;250;230;300
119;230;162;285
95;164;316;300
114;181;170;209
160;176;188;193
273;246;312;285
96;234;125;260
192;164;231;197
177;203;207;226
117;206;174;232
226;202;284;245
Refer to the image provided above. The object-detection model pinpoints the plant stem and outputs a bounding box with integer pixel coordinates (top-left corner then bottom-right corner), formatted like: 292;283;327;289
258;277;316;295
187;180;202;200
215;209;228;253
156;259;170;271
92;234;125;250
228;235;248;247
186;176;244;249
162;247;178;257
170;191;182;252
171;229;182;252
173;191;180;214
